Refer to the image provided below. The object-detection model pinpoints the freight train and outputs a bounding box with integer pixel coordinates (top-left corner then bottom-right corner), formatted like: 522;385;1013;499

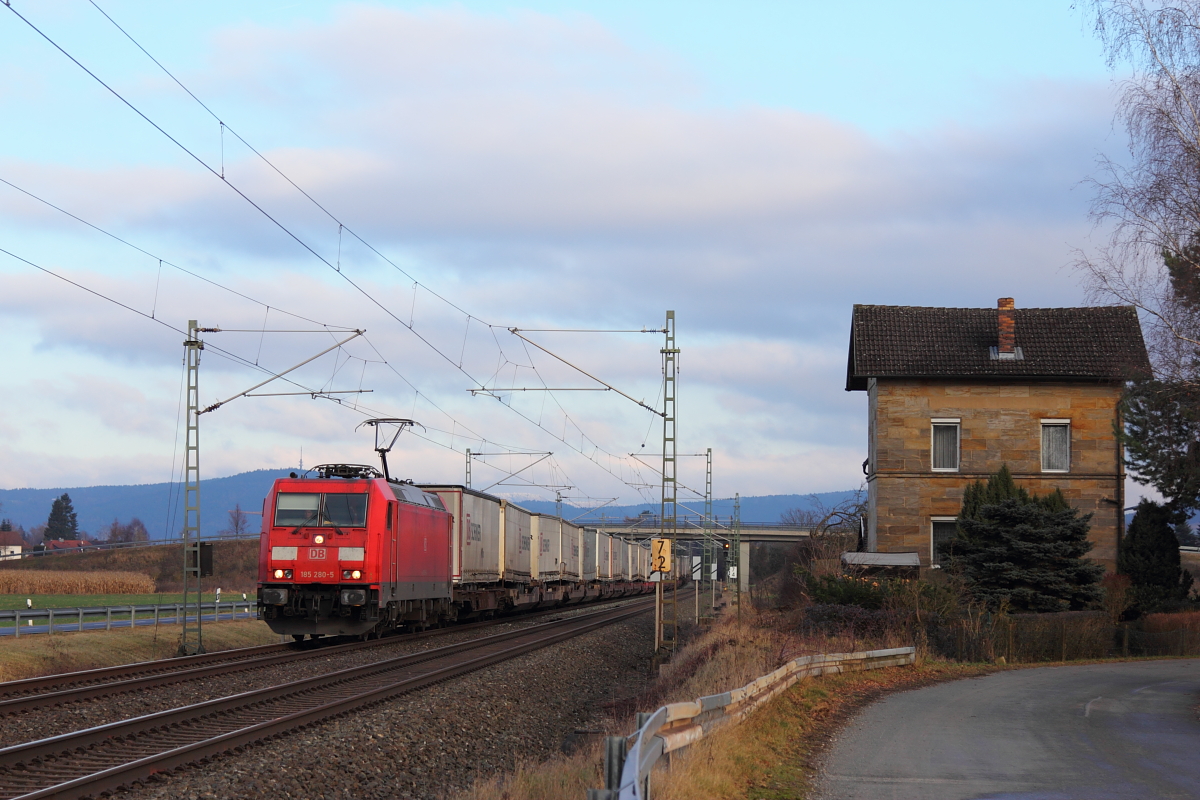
257;463;653;640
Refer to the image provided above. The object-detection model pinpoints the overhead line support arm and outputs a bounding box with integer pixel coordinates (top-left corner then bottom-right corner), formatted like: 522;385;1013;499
506;328;663;417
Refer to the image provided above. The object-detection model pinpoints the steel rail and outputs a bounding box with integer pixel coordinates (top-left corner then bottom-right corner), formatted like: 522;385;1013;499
0;599;653;800
0;596;652;714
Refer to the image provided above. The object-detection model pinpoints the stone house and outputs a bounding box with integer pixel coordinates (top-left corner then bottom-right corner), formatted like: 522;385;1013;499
845;299;1150;571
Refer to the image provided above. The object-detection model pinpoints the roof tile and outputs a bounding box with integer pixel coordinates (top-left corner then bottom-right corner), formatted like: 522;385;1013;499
846;304;1150;390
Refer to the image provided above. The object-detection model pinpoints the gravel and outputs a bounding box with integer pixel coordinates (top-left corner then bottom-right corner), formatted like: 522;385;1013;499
0;599;645;746
115;611;655;800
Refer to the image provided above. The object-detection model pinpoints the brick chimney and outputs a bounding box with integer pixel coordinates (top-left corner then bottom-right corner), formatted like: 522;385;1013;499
998;297;1015;354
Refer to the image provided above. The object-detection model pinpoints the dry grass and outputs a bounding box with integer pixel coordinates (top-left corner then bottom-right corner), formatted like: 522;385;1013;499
0;570;155;595
452;750;602;800
0;619;282;682
448;605;935;800
1141;608;1200;633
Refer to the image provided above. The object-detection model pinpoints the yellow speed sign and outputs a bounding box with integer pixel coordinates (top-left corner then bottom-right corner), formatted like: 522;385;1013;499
651;538;671;573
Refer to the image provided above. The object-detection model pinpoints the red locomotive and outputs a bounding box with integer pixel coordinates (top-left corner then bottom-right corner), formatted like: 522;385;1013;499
257;419;655;641
258;463;453;640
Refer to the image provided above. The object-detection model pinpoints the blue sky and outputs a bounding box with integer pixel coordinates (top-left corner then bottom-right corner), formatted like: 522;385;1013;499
0;1;1144;517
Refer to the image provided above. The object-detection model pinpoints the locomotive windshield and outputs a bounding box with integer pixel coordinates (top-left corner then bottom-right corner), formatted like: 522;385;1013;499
274;492;368;528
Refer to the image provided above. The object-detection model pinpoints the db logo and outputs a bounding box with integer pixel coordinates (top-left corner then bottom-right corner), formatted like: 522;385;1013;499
309;548;327;560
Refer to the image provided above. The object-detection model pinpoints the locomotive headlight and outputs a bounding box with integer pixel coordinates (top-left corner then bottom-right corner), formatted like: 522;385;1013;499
352;569;361;580
314;534;325;544
273;569;284;579
341;569;363;580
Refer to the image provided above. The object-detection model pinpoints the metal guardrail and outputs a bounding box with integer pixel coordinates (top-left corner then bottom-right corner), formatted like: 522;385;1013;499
0;601;255;637
587;645;916;799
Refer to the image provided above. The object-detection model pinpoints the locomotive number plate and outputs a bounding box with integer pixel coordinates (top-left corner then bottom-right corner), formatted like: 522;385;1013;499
299;570;336;579
309;548;327;560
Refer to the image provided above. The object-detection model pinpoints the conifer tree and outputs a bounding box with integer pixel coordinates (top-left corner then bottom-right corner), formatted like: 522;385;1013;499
45;493;79;540
942;466;1103;611
1120;499;1195;612
1120;380;1200;512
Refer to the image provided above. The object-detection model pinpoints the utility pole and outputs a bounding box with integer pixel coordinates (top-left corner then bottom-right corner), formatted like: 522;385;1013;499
179;320;208;656
704;447;714;614
657;310;679;654
177;323;365;656
465;448;471;488
732;492;742;623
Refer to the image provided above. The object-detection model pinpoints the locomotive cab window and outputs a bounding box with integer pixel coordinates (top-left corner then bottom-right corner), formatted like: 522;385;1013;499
323;493;368;527
275;493;320;527
274;492;368;528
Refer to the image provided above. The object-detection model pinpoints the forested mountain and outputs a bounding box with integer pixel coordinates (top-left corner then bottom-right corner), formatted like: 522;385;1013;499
0;471;854;540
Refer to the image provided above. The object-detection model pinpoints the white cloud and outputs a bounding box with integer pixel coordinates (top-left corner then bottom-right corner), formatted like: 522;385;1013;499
0;5;1123;501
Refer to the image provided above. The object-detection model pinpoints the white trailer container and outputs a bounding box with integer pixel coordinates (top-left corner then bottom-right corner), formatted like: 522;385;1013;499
500;500;532;582
631;540;648;580
581;529;598;582
612;537;630;581
419;485;502;584
597;532;612;580
560;519;581;580
531;514;557;580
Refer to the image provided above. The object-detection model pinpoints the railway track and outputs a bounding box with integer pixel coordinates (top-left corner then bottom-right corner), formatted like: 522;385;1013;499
0;595;651;716
0;597;654;800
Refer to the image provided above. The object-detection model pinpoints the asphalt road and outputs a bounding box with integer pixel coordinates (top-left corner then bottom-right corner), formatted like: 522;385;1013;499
814;659;1200;800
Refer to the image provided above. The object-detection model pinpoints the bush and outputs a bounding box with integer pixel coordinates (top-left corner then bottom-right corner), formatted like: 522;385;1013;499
945;498;1103;612
796;571;887;608
796;603;898;639
1120;499;1195;613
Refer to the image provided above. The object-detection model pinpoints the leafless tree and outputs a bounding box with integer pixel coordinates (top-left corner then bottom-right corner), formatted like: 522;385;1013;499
780;489;867;571
104;518;150;543
780;489;866;537
24;524;47;548
1079;1;1200;380
220;505;251;538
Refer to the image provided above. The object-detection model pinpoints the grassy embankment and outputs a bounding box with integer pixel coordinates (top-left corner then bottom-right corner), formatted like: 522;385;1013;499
0;620;281;682
0;539;275;680
451;606;994;800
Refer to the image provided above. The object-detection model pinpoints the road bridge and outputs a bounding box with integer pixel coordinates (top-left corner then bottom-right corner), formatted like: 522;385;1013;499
582;518;812;544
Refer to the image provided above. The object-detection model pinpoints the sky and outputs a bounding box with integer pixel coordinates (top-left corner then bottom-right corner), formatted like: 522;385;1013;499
0;1;1148;514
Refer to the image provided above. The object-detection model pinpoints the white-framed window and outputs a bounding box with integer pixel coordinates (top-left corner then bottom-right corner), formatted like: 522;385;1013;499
931;517;958;566
1041;419;1070;473
931;419;960;472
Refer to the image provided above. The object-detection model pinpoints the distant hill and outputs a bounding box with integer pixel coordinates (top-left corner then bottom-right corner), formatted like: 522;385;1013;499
507;491;860;524
0;472;858;539
0;469;296;540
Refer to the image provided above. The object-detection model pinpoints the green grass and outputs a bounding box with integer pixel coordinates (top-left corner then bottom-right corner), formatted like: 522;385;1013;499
0;592;252;610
